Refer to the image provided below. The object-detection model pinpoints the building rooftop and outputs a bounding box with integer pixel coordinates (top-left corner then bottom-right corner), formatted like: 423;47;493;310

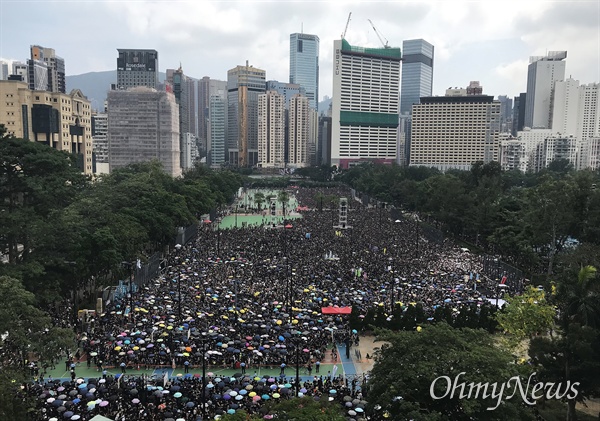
341;39;401;60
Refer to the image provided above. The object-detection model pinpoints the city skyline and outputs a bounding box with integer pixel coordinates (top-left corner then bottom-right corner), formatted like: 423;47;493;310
1;1;598;101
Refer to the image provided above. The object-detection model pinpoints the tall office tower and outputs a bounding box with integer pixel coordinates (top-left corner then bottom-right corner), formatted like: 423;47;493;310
30;45;65;93
27;58;48;91
257;90;285;168
198;77;226;157
497;95;513;133
0;60;9;80
91;113;109;174
289;33;319;109
116;49;159;90
410;95;501;171
11;62;28;82
512;93;527;136
400;39;434;165
167;66;194;169
307;107;319;165
0;80;94;174
107;87;181;177
318;114;332;166
332;39;401;168
208;90;227;167
288;94;310;168
400;39;434;116
227;62;266;167
524;51;567;129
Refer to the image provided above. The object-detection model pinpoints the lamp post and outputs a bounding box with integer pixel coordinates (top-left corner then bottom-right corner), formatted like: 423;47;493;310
293;330;303;397
235;204;238;228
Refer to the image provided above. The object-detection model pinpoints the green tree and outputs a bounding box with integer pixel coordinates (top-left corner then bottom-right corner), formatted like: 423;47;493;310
254;191;265;211
367;323;535;421
0;276;75;420
495;286;556;341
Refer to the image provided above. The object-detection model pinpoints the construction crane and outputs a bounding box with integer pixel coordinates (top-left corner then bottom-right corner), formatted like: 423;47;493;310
341;12;352;39
368;19;389;48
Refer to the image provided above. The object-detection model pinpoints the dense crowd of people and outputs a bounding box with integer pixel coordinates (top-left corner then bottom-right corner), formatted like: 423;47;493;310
29;187;505;420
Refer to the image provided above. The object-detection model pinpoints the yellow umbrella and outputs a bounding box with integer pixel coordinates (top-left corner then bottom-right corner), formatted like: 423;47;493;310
114;346;121;351
133;346;140;351
416;326;422;332
276;320;282;325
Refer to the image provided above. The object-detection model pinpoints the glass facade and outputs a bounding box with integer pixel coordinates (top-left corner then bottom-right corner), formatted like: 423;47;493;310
400;39;434;116
289;33;319;109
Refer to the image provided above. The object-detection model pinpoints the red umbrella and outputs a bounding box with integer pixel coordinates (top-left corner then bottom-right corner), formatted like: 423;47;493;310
285;224;293;229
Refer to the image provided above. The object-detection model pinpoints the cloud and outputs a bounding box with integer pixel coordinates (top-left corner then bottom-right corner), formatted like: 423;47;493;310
1;0;599;99
494;59;529;94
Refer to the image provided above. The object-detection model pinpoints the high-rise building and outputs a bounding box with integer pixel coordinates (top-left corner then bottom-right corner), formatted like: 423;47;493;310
116;49;159;90
257;90;285;168
0;80;94;174
531;134;577;172
410;95;501;171
289;33;319;110
318;114;332;166
208;84;227;167
0;60;9;80
11;62;28;83
166;66;196;169
497;95;513;134
499;135;527;172
27;58;48;91
91;113;109;173
512;93;526;136
399;39;433;165
288;94;310;168
198;77;226;157
332;39;401;168
400;39;434;116
30;45;65;93
266;81;305;108
107;87;180;177
227;62;266;167
524;51;567;129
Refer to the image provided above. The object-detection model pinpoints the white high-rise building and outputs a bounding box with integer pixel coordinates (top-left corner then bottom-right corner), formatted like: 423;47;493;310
516;128;553;170
551;78;580;136
258;90;285;168
288;94;310;168
331;39;401;168
524;51;567;129
0;60;9;80
289;33;319;110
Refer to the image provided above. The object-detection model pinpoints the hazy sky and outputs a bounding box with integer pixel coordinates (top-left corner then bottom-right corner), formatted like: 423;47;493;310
1;0;599;100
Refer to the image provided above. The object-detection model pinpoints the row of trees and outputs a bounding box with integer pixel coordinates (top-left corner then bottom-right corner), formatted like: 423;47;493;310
0;129;243;302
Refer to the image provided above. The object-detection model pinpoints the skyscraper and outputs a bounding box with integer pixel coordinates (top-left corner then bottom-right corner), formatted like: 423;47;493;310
331;39;401;168
288;94;310;168
208;82;227;167
116;49;159;90
289;33;319;109
227;62;266;167
257;90;285;168
30;45;65;93
524;51;567;129
399;39;434;165
167;66;196;169
198;77;226;158
399;39;434;116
